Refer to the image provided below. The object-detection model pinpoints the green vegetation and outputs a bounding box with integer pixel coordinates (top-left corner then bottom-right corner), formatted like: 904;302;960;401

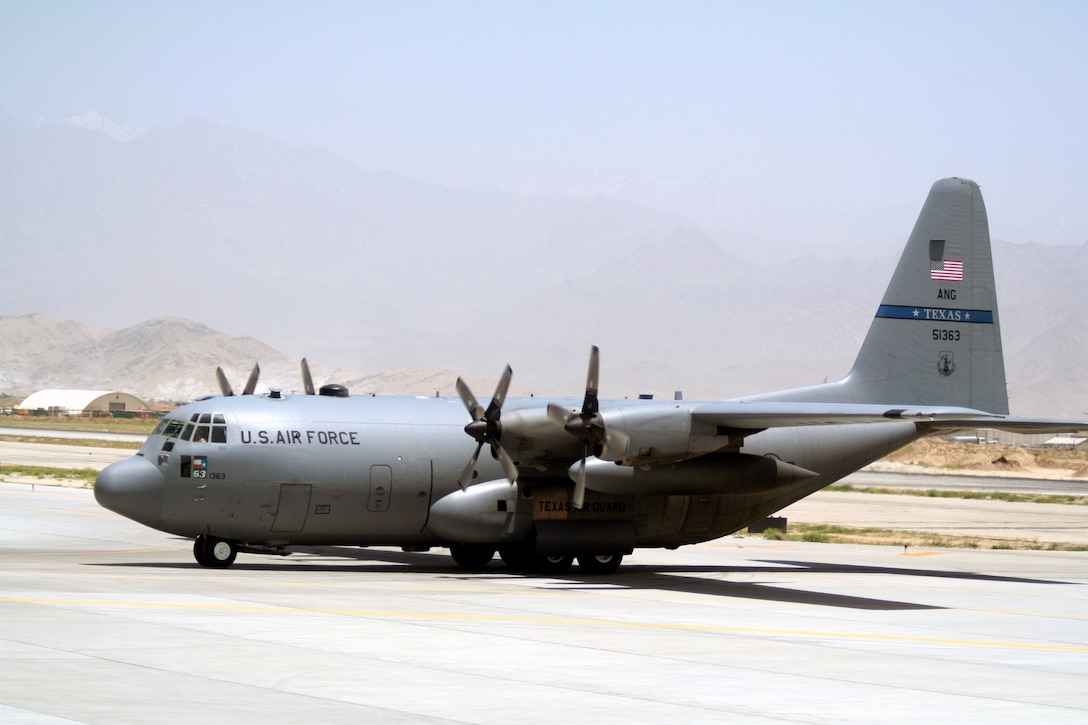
0;434;143;449
750;522;1088;551
0;466;97;486
0;415;159;435
826;483;1088;506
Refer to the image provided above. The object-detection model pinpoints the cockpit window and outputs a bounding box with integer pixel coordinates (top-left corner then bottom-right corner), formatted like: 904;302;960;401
155;418;185;438
180;412;228;443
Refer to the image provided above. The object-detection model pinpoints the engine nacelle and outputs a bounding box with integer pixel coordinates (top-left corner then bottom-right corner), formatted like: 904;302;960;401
575;454;818;497
426;480;530;544
597;405;726;465
501;406;581;464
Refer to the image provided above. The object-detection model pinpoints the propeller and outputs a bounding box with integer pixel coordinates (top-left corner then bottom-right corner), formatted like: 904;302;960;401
455;366;519;489
216;362;261;396
547;346;629;509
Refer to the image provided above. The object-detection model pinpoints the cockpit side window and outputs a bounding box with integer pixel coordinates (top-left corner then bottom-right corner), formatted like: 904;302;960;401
159;419;185;438
156;417;185;452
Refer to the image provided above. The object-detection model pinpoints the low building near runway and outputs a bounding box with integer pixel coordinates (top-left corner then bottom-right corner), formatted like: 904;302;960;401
15;390;149;417
1045;436;1088;450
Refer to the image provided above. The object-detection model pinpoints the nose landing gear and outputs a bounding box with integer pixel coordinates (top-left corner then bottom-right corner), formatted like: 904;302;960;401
193;535;238;568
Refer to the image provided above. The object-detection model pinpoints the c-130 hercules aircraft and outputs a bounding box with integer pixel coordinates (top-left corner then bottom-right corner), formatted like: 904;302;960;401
95;178;1087;573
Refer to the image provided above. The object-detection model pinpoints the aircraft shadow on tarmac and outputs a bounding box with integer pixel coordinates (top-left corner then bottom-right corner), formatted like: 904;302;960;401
90;543;1079;611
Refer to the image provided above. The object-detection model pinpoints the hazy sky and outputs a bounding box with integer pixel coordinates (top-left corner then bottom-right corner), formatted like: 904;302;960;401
3;1;1087;246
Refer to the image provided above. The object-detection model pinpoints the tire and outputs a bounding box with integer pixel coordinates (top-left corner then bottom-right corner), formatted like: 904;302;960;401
449;543;496;571
193;536;209;566
499;543;535;572
500;545;573;574
577;552;623;575
201;537;238;568
534;553;574;574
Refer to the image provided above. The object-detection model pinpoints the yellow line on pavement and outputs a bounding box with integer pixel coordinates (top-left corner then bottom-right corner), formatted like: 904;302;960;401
2;595;1086;654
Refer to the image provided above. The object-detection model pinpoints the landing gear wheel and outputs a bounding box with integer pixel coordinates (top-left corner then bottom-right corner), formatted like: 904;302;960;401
197;536;238;568
449;543;496;571
193;536;209;566
577;552;623;575
535;553;574;575
499;545;574;574
499;543;535;572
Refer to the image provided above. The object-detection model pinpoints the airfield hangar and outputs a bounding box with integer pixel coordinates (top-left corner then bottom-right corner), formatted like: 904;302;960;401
16;390;149;416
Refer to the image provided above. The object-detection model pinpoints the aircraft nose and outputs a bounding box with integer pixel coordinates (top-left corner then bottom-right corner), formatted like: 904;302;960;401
95;456;165;526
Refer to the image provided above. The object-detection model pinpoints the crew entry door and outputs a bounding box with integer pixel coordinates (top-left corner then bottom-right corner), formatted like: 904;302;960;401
271;483;312;532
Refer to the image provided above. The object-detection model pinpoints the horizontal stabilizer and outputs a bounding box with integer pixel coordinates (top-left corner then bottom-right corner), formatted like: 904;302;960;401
918;416;1088;436
692;401;1002;430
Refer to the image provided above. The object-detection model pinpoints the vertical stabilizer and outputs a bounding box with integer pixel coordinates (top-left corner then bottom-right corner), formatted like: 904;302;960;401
757;177;1009;413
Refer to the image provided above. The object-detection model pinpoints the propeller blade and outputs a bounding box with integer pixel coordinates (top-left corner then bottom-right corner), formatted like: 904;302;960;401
495;444;519;484
455;378;485;421
484;365;513;420
582;345;600;415
242;363;261;395
215;367;234;397
458;442;484;489
300;358;315;395
572;452;587;510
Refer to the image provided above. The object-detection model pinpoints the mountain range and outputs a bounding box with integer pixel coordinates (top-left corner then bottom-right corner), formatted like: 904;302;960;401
2;113;1085;417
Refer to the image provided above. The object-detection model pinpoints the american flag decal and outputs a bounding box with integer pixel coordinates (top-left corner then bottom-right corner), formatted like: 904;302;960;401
931;259;963;281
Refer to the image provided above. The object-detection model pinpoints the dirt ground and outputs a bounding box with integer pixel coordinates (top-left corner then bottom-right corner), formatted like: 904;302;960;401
870;438;1088;480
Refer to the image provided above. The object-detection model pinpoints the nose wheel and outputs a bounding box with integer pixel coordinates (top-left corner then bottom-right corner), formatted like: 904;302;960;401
193;535;238;568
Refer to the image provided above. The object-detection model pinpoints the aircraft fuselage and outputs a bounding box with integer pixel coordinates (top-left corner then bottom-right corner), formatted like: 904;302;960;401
97;392;921;557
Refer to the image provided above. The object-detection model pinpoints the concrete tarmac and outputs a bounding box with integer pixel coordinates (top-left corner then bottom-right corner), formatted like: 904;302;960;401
0;440;133;470
2;482;1086;724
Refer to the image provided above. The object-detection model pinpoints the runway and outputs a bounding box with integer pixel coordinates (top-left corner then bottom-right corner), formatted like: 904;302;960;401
1;482;1086;723
0;440;133;470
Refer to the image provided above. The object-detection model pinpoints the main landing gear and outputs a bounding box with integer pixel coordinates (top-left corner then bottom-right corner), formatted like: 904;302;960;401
193;535;238;568
575;552;623;575
449;543;625;575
